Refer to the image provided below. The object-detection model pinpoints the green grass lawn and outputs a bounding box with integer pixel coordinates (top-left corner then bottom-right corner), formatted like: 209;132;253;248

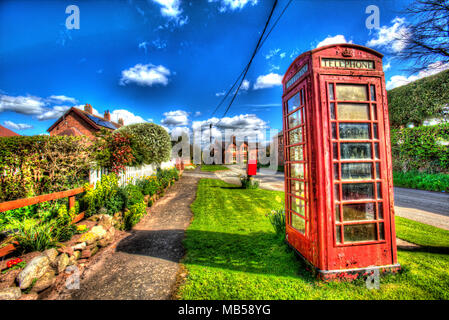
201;165;230;172
178;178;449;300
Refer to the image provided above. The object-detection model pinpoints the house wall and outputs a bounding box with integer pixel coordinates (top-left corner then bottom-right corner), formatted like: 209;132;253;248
222;142;258;164
49;112;97;138
278;134;284;166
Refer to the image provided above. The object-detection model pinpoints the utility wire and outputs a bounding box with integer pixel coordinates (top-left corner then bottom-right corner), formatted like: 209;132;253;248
209;0;292;120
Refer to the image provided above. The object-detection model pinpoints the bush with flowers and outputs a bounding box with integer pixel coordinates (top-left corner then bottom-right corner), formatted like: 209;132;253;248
2;258;26;274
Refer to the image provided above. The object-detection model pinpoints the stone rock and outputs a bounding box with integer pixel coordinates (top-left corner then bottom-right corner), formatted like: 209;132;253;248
77;225;107;245
72;242;86;251
87;214;101;222
112;211;123;229
98;228;115;247
19;292;39;300
43;248;59;265
32;269;55;293
81;246;98;259
57;253;70;274
68;251;81;265
17;256;50;290
0;287;22;300
98;214;113;230
58;246;74;257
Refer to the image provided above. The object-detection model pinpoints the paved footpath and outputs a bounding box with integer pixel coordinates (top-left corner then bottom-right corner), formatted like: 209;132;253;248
216;165;449;230
60;169;211;300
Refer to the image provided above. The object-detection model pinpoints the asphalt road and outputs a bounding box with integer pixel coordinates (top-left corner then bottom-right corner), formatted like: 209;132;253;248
217;165;449;230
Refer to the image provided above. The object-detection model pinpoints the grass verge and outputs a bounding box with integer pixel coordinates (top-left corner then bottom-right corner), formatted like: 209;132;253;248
201;165;230;172
393;171;449;192
178;178;449;300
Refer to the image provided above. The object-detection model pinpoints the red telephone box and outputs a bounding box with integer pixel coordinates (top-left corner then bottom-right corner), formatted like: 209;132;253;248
282;44;400;279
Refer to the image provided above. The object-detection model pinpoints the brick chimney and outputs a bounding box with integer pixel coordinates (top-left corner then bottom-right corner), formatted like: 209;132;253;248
104;110;111;121
84;103;93;114
118;118;124;126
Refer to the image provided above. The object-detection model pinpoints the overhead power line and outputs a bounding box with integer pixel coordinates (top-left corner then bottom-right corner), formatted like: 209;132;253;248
210;0;293;120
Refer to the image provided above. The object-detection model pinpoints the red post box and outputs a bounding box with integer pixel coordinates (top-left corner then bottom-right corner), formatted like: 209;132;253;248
282;44;399;280
247;159;257;176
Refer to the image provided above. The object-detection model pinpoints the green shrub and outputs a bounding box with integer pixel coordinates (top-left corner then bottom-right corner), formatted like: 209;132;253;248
123;184;144;208
136;176;160;196
82;173;120;216
0;135;92;202
388;69;449;128
390;124;449;173
117;123;171;165
240;175;259;189
123;201;146;230
393;171;449;192
10;219;58;252
266;209;286;236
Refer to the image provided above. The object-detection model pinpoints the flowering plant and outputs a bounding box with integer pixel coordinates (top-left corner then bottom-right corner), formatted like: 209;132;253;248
2;258;26;274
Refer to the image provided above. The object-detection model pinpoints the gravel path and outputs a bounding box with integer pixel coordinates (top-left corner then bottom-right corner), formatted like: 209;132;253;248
60;169;210;300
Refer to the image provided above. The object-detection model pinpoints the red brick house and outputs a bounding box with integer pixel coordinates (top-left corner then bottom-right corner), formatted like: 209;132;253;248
217;136;259;165
47;104;123;138
0;125;20;137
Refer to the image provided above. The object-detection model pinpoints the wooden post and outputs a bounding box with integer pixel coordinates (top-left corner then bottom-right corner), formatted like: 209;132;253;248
69;195;75;210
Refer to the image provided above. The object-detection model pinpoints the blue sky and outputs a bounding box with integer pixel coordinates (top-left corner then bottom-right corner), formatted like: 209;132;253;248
1;0;441;139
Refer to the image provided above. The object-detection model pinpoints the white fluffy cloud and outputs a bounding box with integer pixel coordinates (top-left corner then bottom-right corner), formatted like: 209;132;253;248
120;63;171;87
3;120;33;130
215;91;226;97
161;110;190;127
151;0;188;25
48;95;77;104
37;105;72;121
253;73;282;90
211;0;258;12
316;35;352;48
386;61;449;90
0;94;46;115
110;109;147;125
241;79;250;91
366;17;409;53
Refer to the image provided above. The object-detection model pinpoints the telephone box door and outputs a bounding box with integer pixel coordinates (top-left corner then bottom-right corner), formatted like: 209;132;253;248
320;75;396;269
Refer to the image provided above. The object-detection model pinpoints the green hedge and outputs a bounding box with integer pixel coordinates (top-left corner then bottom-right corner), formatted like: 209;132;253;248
0;135;92;202
390;123;449;173
117;123;171;165
387;69;449;128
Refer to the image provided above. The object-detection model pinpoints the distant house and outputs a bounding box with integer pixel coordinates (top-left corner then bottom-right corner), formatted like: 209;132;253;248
211;136;258;165
0;125;20;137
47;104;124;138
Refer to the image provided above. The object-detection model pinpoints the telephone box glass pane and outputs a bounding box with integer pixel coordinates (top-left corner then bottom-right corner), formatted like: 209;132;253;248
335;204;341;222
338;103;370;120
341;163;373;180
339;123;371;140
288;93;300;113
289;128;302;145
379;223;385;240
340;143;372;159
342;183;374;200
336;226;342;243
330;103;336;119
376;162;381;179
328;83;334;100
336;84;368;101
290;163;304;179
370;85;376;101
288;110;302;129
291;213;305;234
291;197;306;216
344;223;377;242
290;146;303;161
343;203;376;221
291;180;305;198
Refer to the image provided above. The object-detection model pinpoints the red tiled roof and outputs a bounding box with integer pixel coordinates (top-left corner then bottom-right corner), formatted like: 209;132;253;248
47;106;122;133
0;125;20;137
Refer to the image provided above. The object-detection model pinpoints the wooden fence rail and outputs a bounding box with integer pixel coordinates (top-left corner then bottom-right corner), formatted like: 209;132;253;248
0;185;91;213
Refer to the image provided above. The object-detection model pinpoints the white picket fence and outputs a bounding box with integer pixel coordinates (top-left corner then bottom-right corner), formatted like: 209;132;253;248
89;159;176;187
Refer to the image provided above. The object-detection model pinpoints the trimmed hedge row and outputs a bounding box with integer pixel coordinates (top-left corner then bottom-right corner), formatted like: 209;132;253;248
390;123;449;173
387;69;449;128
0;135;92;202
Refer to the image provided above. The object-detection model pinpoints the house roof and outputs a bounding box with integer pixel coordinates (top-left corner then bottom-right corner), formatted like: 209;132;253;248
0;125;20;137
47;107;122;133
